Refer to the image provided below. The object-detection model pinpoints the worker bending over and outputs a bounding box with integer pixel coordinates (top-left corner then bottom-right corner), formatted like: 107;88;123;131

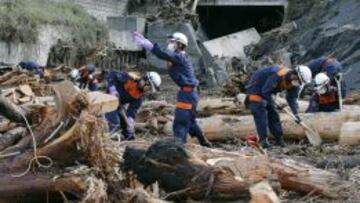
245;65;312;148
18;60;45;78
305;56;346;112
70;64;99;91
105;71;161;140
132;31;212;147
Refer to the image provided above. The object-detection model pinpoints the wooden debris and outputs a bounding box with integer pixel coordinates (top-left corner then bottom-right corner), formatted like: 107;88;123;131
250;181;280;203
18;84;34;96
88;91;119;115
122;140;347;200
339;122;360;145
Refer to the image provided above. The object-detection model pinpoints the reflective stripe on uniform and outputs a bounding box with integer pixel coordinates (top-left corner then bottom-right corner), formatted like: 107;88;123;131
248;95;263;102
176;101;193;110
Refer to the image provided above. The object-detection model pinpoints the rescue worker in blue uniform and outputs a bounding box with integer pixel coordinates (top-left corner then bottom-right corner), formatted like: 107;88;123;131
132;31;212;147
305;56;346;112
245;65;312;148
18;60;45;78
70;64;99;91
105;71;162;140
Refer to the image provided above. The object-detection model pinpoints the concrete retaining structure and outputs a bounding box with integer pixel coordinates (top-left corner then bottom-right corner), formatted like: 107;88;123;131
203;28;261;59
0;25;71;66
107;16;146;51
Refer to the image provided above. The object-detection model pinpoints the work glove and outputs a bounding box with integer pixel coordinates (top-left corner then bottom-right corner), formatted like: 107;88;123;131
294;114;302;124
132;32;154;51
108;86;118;96
275;103;286;111
234;93;247;106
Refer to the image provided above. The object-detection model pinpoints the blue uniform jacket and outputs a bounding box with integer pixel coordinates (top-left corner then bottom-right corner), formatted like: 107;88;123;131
307;56;346;97
151;44;199;87
19;61;41;71
246;65;299;114
107;71;143;119
151;44;200;105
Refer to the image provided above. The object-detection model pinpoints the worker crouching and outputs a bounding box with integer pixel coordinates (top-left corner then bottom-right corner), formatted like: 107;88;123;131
105;71;161;140
305;56;346;112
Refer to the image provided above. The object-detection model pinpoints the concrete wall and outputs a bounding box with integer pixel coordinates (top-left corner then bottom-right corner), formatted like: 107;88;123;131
146;22;203;71
0;25;71;65
203;28;261;60
52;0;129;21
107;16;146;51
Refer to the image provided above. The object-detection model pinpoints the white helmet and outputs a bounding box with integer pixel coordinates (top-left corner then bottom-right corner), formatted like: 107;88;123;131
296;65;312;85
314;73;330;95
169;32;188;47
70;69;79;79
146;72;162;93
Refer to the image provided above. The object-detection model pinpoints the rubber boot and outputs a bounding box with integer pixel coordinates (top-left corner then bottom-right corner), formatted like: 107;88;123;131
260;138;271;148
196;133;213;148
275;136;285;147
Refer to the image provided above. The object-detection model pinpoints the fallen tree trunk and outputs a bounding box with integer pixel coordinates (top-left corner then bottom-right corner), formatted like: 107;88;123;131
269;158;346;198
122;140;346;200
185;110;360;142
0;174;87;202
0;95;30;124
123;139;278;201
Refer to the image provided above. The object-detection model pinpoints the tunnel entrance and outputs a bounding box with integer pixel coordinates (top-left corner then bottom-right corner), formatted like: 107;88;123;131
197;6;284;39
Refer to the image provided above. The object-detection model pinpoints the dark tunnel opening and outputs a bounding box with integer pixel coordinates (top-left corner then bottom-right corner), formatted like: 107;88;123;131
197;6;284;39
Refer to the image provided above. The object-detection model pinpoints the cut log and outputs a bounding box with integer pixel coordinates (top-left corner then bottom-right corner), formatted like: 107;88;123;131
87;91;119;115
0;94;30;124
339;122;360;145
0;174;86;202
0;127;26;152
194;110;360;142
269;158;344;198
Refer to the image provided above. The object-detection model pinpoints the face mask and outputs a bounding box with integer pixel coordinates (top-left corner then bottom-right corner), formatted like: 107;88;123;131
316;85;327;95
291;80;301;87
167;43;177;51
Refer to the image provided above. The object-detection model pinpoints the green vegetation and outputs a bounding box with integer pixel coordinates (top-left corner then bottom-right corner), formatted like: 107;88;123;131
0;0;108;46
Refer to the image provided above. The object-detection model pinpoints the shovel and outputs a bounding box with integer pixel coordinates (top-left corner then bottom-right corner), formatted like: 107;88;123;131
335;73;343;111
275;101;322;146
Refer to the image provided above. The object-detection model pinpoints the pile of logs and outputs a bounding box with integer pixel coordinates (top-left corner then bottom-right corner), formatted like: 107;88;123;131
0;81;166;202
134;95;360;145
